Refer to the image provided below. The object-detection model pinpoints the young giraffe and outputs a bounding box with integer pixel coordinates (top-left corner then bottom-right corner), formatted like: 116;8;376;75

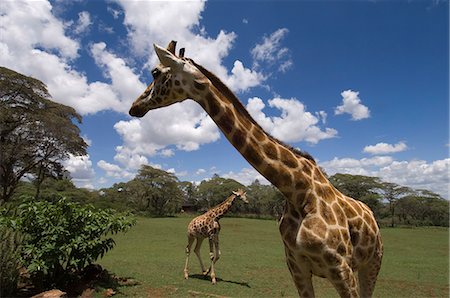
183;189;248;284
129;41;383;298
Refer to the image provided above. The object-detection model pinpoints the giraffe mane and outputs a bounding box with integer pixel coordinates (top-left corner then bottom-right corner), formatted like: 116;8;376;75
190;60;316;164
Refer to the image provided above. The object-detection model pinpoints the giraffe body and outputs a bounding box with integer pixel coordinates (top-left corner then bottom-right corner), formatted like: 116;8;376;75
129;41;383;297
183;189;248;284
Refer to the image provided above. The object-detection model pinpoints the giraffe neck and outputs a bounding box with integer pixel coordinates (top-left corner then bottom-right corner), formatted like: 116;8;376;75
194;76;318;200
207;194;237;219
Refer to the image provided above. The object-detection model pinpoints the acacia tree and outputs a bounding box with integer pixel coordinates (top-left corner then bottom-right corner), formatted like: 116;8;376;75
0;67;87;203
380;182;412;227
128;165;183;216
196;174;245;211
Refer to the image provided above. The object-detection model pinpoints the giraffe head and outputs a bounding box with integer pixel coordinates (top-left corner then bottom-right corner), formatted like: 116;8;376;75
233;189;249;203
129;41;205;117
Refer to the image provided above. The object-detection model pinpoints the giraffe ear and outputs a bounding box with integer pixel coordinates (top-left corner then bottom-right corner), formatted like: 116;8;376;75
153;44;182;69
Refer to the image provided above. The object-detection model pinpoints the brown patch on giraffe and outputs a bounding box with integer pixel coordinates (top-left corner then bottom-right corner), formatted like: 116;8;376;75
349;200;363;215
279;147;299;169
302;216;327;239
299;228;324;252
174;80;180;86
263;142;278;160
205;93;220;117
242;145;263;167
215;110;234;134
315;184;336;204
326;229;342;249
181;79;187;85
331;202;346;227
276;169;293;188
342;202;358;218
350;230;360;246
293;170;309;190
232;128;246;148
337;243;347;255
319;200;337;225
302;162;313;177
175;87;184;95
253;127;266;141
313;168;328;184
238;116;252;130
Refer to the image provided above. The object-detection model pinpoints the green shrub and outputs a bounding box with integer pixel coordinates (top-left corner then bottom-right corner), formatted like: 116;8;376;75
0;224;23;296
4;197;136;287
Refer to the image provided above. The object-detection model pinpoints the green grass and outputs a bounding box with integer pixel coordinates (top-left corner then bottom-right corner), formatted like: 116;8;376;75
98;216;449;297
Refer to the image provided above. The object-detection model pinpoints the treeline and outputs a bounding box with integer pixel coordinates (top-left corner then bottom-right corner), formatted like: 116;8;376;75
11;164;449;228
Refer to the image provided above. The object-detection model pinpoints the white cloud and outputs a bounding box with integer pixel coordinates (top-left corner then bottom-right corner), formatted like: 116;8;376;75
334;90;370;120
0;0;136;115
223;168;269;186
320;157;449;198
196;168;207;175
251;28;293;73
113;0;264;93
246;97;338;144
74;11;92;34
363;142;408;155
97;160;133;179
225;60;265;93
63;154;95;188
114;101;221;158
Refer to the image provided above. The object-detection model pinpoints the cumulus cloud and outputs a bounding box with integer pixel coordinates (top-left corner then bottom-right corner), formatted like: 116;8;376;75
320;157;449;197
114;101;220;158
63;154;95;188
74;11;92;34
363;142;408;155
0;0;136;115
335;90;370;120
251;28;293;73
246;97;338;144
222;168;269;186
97;160;133;179
113;0;264;93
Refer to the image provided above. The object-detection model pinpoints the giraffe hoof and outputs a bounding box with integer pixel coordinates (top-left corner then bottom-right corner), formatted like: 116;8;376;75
203;269;210;276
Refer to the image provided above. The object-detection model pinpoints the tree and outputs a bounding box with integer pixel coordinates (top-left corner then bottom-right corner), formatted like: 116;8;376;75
380;182;412;227
196;174;245;212
128;165;183;216
246;179;284;218
0;67;87;203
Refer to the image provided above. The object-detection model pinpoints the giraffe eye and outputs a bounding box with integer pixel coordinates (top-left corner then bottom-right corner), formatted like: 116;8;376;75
151;68;161;79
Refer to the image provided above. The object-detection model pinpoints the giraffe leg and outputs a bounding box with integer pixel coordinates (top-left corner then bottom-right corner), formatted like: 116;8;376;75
208;236;217;284
284;248;315;297
184;235;195;279
328;261;359;298
193;237;207;274
358;250;383;298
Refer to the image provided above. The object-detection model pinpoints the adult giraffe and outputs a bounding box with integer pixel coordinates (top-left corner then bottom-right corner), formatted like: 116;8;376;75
129;41;383;298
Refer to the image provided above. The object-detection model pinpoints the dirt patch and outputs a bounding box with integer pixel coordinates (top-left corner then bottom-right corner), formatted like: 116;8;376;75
147;285;178;297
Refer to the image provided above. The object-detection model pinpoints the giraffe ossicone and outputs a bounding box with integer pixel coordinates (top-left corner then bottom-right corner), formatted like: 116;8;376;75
129;41;383;297
183;189;248;284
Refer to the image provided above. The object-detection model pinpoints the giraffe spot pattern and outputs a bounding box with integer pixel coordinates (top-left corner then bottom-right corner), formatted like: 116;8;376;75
263;142;278;160
280;147;299;168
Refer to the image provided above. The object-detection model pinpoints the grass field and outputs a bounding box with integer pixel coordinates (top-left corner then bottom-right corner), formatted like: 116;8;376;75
99;216;449;297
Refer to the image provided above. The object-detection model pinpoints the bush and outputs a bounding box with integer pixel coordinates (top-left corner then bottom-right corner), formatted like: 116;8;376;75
0;224;23;296
4;197;136;287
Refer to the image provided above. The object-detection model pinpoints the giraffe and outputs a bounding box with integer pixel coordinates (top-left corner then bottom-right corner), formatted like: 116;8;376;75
129;41;383;298
183;189;248;284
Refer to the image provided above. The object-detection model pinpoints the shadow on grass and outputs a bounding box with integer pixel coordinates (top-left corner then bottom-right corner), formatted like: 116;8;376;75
16;264;140;297
189;274;251;288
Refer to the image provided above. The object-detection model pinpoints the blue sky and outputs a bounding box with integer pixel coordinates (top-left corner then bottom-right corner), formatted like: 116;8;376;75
1;0;448;197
